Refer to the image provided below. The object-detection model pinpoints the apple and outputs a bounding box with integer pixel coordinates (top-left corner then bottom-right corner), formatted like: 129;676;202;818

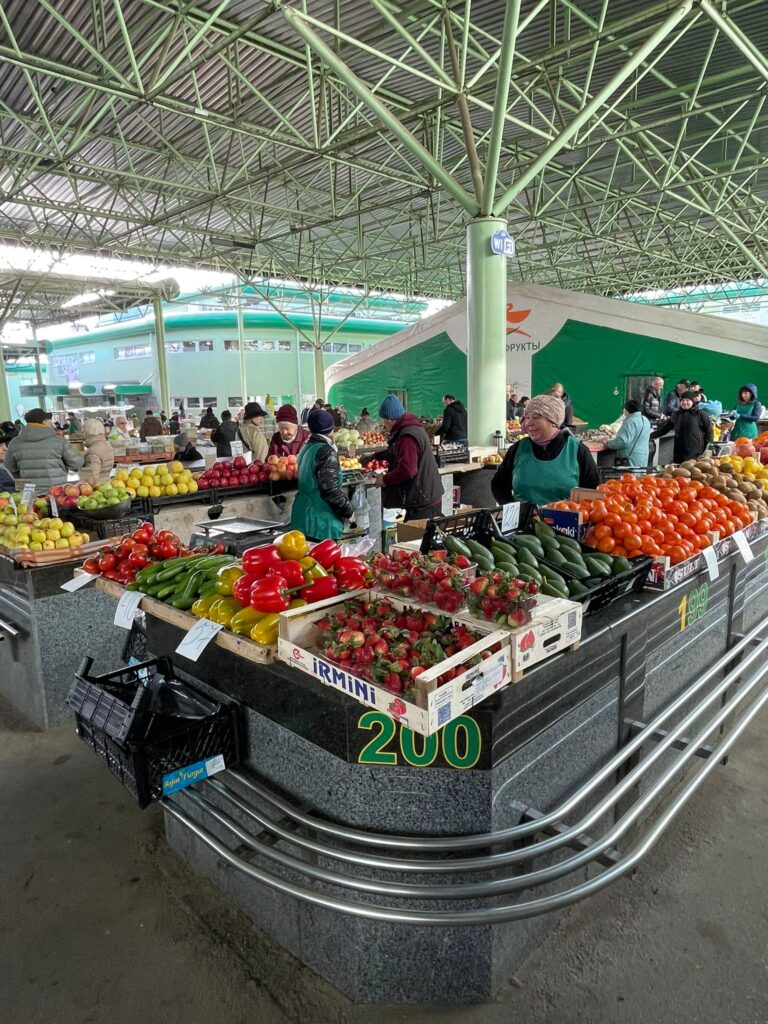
79;483;93;497
60;523;75;538
42;540;55;550
55;538;70;549
267;455;279;466
49;485;66;497
64;484;80;498
62;496;79;509
232;456;247;470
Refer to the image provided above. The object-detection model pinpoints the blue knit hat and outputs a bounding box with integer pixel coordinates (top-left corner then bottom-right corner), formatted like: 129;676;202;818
307;408;334;435
379;395;405;419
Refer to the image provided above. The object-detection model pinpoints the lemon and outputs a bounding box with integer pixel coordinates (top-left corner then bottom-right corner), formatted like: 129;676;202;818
149;485;162;498
176;483;189;495
136;485;149;498
170;461;184;475
187;480;198;494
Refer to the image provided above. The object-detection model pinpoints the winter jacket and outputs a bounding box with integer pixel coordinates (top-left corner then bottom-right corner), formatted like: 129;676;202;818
641;387;662;422
731;383;761;441
491;430;599;505
268;427;307;458
238;421;268;462
139;415;163;441
80;429;115;484
663;389;685;416
0;466;15;492
604;412;651;468
355;415;377;434
4;424;84;494
211;419;239;457
440;400;468;442
561;392;574;426
382;413;443;511
167;416;181;436
290;435;353;540
199;411;219;430
652;408;713;463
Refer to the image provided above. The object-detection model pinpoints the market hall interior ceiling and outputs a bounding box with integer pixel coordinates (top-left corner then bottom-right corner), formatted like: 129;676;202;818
1;0;767;325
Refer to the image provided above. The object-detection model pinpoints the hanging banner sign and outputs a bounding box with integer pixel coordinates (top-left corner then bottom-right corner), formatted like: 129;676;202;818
490;229;516;257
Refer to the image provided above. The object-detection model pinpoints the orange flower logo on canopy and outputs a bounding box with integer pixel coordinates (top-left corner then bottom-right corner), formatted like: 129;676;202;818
506;304;532;337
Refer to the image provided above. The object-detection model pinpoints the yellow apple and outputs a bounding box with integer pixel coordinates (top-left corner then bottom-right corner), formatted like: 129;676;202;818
55;538;70;549
29;542;43;551
42;540;55;550
31;530;46;543
60;523;75;538
46;529;61;541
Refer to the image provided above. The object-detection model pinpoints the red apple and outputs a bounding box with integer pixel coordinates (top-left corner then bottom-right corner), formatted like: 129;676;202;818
78;483;94;496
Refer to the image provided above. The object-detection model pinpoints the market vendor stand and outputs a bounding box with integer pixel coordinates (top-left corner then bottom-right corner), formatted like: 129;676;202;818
76;523;768;1004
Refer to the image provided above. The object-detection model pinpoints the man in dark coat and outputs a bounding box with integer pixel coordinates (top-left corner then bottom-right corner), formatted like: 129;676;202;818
652;391;713;463
376;395;444;522
641;377;664;422
664;379;690;416
440;394;468;442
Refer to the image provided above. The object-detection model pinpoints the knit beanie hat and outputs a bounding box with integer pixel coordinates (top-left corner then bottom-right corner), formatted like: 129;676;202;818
275;404;299;425
379;395;405;420
680;390;695;401
524;394;565;427
307;408;335;435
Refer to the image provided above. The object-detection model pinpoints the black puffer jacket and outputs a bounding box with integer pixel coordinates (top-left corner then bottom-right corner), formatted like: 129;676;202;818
652;407;713;463
441;400;468;441
641;386;662;422
311;435;354;520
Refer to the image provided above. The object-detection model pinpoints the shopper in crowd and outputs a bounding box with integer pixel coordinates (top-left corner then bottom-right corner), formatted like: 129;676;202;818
268;404;307;458
603;399;651;468
491;394;599;506
4;408;83;494
198;406;219;430
0;420;18;443
290;408;352;541
355;408;376;433
111;415;131;440
139;409;163;441
652;391;713;462
690;380;708;403
173;431;203;463
728;384;762;440
0;437;15;492
664;379;690;416
13;418;22;431
337;405;349;426
506;386;518;421
67;411;81;435
159;410;167;424
641;376;664;422
238;401;268;461
80;418;115;484
548;383;574;426
515;396;530;419
440;394;468;443
211;410;239;457
375;395;444;522
167;411;181;436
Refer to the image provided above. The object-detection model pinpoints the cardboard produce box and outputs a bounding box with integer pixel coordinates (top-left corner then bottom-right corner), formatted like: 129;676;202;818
277;589;512;736
396;519;430;542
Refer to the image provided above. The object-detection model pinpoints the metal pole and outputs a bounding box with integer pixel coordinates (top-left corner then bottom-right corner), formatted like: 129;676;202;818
0;340;10;422
31;323;46;410
492;0;695;214
313;344;326;402
295;331;303;408
236;283;247;403
152;296;171;416
699;0;768;86
482;0;522;214
466;217;507;445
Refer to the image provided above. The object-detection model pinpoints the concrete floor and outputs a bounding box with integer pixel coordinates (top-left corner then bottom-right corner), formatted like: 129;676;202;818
2;693;767;1024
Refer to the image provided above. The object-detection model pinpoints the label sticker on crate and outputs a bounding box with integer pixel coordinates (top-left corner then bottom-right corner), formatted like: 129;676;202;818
175;617;223;661
733;531;755;564
702;545;720;581
61;572;97;592
114;590;143;629
162;754;226;796
501;502;520;534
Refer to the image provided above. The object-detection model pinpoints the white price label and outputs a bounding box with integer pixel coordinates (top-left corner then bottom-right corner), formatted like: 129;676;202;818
21;483;35;509
49;493;58;516
733;530;755;563
9;495;16;514
61;572;97;592
175;617;223;662
114;589;144;629
501;503;520;534
702;545;719;581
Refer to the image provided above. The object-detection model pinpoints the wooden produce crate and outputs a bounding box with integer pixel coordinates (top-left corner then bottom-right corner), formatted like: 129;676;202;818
277;589;511;736
458;594;582;679
9;538;104;567
114;452;173;464
92;576;276;663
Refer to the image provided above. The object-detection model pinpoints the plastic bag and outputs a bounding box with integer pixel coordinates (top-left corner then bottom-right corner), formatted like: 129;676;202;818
341;536;377;559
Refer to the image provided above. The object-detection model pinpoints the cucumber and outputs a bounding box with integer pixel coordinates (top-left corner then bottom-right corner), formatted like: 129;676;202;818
565;562;590;580
587;551;614;566
534;520;557;542
494;557;519;573
512;534;545;558
544;548;568;567
517;566;543;585
567;580;589;597
555;534;582;554
465;538;494;570
584;556;611;578
491;539;518;560
444;534;472;559
612;556;633;576
541;581;569;599
540;565;568;589
516;547;539;569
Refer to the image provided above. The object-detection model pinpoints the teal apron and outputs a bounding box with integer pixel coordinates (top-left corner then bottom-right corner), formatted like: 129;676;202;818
512;434;581;506
731;402;759;441
290;441;345;540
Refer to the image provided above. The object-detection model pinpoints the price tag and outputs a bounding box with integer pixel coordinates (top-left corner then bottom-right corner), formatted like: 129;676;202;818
8;495;16;514
501;503;520;534
21;483;35;509
702;544;719;581
114;589;143;629
49;493;58;516
733;530;755;563
175;617;223;662
60;572;97;592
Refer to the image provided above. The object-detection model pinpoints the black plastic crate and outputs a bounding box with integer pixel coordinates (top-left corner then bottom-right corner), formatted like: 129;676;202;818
433;443;469;467
211;483;271;500
597;466;650;482
67;657;242;808
134;491;215;515
62;509;154;540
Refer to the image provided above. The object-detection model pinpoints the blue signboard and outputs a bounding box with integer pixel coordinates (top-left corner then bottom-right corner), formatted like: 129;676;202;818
490;229;516;257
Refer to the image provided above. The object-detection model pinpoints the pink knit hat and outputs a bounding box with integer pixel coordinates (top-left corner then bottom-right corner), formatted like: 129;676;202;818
524;394;566;427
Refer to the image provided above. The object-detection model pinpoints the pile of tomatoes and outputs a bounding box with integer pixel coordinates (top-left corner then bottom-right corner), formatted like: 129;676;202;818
550;473;752;565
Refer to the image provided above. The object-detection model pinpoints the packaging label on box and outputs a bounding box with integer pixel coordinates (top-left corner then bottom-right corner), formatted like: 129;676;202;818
162;754;225;795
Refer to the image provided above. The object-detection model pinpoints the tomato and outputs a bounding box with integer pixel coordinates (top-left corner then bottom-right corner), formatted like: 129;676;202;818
603;513;622;529
620;511;638;526
98;553;117;572
641;537;663;557
156;530;179;544
127;551;150;569
156;540;180;560
117;538;136;559
678;512;698;528
612;545;629;557
613;523;633;541
82;558;100;575
132;526;154;544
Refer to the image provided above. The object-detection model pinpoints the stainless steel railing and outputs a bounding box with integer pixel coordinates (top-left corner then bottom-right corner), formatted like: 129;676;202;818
164;616;768;924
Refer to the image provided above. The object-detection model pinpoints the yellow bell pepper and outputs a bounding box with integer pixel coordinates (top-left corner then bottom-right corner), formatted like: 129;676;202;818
210;596;242;627
230;606;266;636
191;593;219;619
214;564;246;596
275;530;309;561
288;598;308;608
299;555;328;579
250;613;280;646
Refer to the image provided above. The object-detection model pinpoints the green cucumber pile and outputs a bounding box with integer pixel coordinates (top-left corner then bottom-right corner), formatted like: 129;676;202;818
442;521;636;602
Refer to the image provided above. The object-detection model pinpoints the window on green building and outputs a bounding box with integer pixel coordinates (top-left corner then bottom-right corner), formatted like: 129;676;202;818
224;340;239;351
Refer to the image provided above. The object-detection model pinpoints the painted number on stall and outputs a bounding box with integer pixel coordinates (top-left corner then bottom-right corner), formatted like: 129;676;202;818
357;711;482;770
678;582;709;632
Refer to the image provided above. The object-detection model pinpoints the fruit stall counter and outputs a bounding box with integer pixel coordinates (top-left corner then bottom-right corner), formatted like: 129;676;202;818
0;554;126;730
89;526;768;1004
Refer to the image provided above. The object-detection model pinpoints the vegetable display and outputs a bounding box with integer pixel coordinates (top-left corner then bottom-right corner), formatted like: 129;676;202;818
81;524;225;585
369;548;472;612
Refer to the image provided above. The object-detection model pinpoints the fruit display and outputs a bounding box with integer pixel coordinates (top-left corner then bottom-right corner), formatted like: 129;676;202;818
333;428;362;447
483;454;503;465
312;596;495;694
467;572;539;626
0;507;89;552
359;430;387;447
194;454;297;490
339;456;363;470
369;548;472;612
506;419;522;432
581;426;618;443
364;458;388;471
662;456;768;520
116;462;199;499
81;525;221;585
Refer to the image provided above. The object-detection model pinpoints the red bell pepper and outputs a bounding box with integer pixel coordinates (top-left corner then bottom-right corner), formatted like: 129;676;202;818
333;556;370;578
266;560;305;587
337;569;368;591
301;576;340;603
309;539;342;569
242;544;283;578
233;573;260;606
249;578;291;613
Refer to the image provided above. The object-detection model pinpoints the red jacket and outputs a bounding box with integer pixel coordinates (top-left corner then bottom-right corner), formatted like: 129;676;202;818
268;427;308;458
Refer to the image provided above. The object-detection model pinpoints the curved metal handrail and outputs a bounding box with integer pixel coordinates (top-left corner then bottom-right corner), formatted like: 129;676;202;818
164;675;768;923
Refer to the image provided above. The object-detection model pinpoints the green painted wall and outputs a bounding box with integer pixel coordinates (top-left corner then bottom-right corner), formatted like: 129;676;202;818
328;332;467;418
532;319;767;425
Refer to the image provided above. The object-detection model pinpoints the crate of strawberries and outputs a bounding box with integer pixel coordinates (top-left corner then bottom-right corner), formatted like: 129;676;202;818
368;547;474;613
277;591;512;735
